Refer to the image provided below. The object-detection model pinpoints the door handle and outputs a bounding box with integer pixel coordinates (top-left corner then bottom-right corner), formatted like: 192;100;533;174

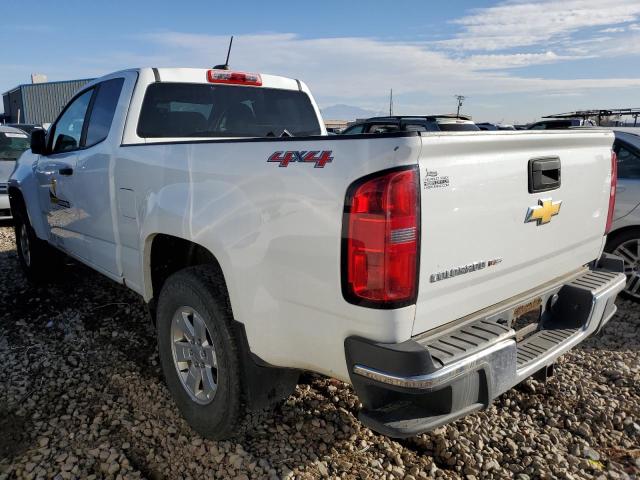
58;167;74;176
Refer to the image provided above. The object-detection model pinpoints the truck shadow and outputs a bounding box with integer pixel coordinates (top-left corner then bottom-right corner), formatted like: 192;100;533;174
577;298;640;353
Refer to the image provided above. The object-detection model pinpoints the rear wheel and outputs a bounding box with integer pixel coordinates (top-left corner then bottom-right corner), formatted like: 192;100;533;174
606;229;640;301
156;265;247;439
13;208;60;282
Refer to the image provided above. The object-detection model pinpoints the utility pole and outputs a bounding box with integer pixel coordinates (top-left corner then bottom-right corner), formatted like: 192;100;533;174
389;89;393;116
454;95;465;118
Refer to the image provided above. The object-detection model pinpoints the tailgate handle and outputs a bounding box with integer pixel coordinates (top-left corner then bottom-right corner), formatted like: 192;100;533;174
528;157;560;193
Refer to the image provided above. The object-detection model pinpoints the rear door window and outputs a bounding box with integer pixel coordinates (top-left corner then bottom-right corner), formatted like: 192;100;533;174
137;83;321;138
85;78;124;147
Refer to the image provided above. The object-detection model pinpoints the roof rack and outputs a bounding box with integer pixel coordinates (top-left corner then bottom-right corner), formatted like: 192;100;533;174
367;114;473;121
544;108;640;126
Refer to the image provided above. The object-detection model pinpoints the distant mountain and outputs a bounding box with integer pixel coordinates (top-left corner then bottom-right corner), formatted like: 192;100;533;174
320;104;384;121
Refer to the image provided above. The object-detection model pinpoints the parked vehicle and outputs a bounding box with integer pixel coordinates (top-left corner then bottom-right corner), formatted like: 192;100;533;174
476;122;516;131
9;67;625;439
5;123;44;136
341;115;480;134
605;130;640;300
0;126;30;219
527;118;596;130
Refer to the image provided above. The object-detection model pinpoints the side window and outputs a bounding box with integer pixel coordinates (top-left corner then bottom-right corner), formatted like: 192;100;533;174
367;124;400;134
529;123;546;130
85;78;124;147
616;144;640;179
343;124;364;134
50;89;93;154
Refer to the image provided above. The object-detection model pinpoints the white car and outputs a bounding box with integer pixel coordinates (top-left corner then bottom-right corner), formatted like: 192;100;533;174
8;67;625;439
605;129;640;300
0;125;30;219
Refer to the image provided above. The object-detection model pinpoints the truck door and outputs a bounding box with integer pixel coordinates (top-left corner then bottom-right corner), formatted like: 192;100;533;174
35;88;94;261
72;77;126;276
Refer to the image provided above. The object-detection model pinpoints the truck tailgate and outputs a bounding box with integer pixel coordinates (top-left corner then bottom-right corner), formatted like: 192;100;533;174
413;130;614;335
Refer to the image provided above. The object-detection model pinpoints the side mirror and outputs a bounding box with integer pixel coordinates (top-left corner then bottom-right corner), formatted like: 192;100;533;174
31;129;47;155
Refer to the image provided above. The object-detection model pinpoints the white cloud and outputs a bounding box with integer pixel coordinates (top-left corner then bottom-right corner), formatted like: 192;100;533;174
464;51;579;69
140;32;640;102
3;0;639;123
441;0;640;51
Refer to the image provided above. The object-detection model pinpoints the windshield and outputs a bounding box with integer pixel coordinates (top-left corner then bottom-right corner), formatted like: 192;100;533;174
0;132;30;161
138;83;322;138
437;123;480;132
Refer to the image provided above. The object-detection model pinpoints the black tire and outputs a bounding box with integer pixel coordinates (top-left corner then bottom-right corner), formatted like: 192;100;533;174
605;228;640;301
156;265;247;440
13;207;60;282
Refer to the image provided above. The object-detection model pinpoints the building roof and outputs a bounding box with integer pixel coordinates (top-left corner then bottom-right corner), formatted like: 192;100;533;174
2;78;95;96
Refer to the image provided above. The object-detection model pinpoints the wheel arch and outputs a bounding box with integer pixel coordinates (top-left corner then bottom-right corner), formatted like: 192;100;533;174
143;233;234;321
606;224;640;250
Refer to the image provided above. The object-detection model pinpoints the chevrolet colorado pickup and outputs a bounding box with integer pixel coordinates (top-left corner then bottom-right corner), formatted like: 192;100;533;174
9;67;626;439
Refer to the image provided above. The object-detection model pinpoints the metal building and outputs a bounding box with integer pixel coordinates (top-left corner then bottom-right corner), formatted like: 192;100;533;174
2;78;94;125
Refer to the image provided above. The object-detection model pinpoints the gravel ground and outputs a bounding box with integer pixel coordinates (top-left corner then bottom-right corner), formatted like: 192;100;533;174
0;223;638;480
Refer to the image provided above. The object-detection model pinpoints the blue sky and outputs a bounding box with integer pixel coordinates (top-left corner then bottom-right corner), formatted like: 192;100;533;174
2;0;640;123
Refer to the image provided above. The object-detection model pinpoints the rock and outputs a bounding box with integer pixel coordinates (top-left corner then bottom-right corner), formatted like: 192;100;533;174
582;447;600;461
316;461;328;477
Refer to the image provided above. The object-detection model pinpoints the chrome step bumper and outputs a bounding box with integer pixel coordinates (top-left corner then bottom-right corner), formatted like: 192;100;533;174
345;259;626;437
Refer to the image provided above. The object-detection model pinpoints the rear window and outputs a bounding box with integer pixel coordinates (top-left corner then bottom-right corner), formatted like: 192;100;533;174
0;132;30;161
437;123;480;132
137;83;321;138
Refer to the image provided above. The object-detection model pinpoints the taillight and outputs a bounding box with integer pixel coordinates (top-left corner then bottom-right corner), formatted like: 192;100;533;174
207;69;262;86
342;166;420;308
605;150;617;235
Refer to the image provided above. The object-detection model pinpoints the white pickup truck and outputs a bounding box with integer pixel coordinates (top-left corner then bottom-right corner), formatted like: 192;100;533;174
9;67;626;439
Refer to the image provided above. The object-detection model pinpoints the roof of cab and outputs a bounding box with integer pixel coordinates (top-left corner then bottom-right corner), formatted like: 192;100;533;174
82;67;303;93
150;68;302;91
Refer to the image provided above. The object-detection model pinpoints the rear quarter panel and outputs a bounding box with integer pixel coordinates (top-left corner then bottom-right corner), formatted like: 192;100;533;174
116;134;422;380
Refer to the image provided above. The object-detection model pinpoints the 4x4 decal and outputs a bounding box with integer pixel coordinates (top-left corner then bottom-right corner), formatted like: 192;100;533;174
268;150;333;168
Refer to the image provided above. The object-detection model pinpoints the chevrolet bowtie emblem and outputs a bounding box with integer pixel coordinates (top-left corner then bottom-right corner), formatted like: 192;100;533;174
525;198;562;225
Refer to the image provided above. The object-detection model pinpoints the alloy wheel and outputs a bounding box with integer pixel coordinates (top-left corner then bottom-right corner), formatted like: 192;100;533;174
614;238;640;300
170;306;218;404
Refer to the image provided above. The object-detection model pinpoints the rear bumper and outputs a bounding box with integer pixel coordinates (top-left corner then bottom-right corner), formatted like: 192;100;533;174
345;255;626;438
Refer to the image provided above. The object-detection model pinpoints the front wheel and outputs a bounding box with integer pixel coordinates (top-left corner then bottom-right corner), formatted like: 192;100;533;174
156;265;248;440
13;209;60;282
606;228;640;301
